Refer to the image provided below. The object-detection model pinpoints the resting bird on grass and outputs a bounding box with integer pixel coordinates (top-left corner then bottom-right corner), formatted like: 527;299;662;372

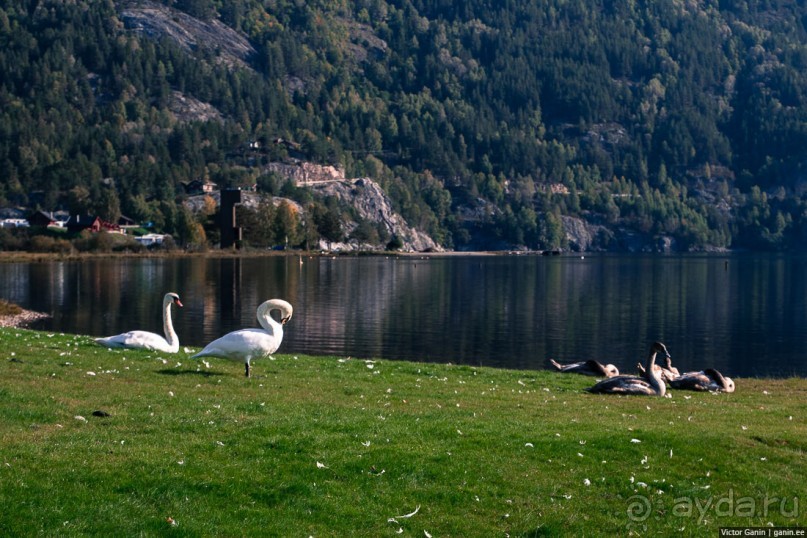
586;342;670;396
549;359;619;377
669;368;735;393
95;292;183;353
637;355;680;383
192;299;293;377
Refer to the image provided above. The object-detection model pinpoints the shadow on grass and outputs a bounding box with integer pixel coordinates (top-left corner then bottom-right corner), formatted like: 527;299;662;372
156;369;226;377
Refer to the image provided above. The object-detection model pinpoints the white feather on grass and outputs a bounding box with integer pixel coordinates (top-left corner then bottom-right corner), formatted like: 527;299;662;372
389;505;420;522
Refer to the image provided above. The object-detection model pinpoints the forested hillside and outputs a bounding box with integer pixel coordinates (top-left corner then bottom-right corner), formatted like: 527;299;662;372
1;0;806;251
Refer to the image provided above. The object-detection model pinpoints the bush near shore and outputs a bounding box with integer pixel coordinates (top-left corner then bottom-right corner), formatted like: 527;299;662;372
0;328;804;536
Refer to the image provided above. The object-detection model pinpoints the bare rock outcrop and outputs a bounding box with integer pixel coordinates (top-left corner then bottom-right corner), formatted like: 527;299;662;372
561;216;612;252
120;1;256;69
562;215;681;253
307;177;442;253
265;161;440;251
299;170;443;252
265;162;346;185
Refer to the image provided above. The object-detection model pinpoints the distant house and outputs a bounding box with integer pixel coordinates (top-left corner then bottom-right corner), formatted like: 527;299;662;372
65;215;122;234
66;215;102;233
184;179;217;195
118;215;138;229
27;211;58;228
0;218;28;228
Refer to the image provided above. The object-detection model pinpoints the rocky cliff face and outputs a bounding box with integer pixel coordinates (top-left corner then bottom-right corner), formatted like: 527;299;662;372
561;215;682;253
561;216;610;252
120;1;256;69
265;162;346;184
184;161;439;252
307;178;442;252
269;161;442;252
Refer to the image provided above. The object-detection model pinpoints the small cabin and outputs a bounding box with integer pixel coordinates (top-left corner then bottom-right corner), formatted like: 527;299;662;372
117;215;138;229
184;179;218;195
27;211;58;228
66;215;102;233
65;215;121;234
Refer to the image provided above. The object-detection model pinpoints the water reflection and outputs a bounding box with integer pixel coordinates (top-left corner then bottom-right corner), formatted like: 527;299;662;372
1;254;806;378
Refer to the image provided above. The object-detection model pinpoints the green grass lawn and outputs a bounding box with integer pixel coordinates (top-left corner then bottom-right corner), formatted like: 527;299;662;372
1;328;805;536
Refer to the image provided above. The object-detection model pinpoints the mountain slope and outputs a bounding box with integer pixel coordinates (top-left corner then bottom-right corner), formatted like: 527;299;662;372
1;0;806;251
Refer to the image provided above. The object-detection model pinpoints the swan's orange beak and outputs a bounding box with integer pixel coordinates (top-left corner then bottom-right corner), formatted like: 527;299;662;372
281;316;291;324
175;299;183;307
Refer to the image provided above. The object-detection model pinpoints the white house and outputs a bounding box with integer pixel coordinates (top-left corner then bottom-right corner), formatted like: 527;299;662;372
0;218;29;228
135;233;167;246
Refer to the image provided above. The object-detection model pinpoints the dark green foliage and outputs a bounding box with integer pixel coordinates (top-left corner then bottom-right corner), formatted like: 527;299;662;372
311;198;344;246
385;234;404;251
1;0;807;250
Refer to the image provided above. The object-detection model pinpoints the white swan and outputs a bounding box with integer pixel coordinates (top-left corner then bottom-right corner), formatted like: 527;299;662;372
669;368;735;393
549;359;619;377
95;292;183;353
586;342;669;396
192;299;293;377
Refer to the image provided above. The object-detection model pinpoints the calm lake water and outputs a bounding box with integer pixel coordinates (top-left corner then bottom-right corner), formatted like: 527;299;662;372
1;253;806;378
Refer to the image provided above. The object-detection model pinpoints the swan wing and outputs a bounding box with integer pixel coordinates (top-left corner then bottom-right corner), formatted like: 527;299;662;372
587;375;655;395
192;329;281;361
551;360;606;375
555;361;584;372
669;372;711;391
670;371;734;392
95;330;174;352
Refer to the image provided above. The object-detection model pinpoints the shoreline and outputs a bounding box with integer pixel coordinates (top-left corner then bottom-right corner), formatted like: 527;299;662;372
0;248;519;263
0;306;51;328
0;322;801;380
0;249;747;264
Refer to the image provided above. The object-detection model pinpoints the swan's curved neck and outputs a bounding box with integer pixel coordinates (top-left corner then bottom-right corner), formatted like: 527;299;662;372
588;360;608;376
257;303;283;337
643;349;666;396
163;298;178;349
705;368;728;390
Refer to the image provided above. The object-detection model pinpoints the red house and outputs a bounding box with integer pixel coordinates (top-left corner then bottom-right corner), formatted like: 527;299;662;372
65;215;121;233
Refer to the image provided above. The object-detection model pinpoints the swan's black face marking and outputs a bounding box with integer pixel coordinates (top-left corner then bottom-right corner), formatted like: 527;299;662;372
170;294;183;307
281;316;291;324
